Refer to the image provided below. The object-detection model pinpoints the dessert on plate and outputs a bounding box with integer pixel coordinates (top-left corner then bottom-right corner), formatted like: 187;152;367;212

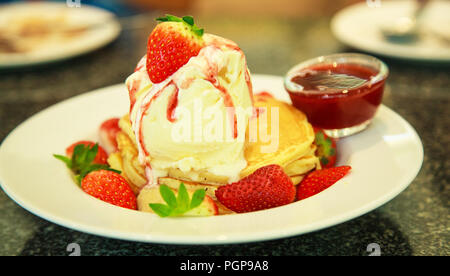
54;15;351;217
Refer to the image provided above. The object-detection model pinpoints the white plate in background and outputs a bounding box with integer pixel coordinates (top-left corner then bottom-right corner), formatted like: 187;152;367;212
0;2;121;68
0;75;423;244
331;0;450;62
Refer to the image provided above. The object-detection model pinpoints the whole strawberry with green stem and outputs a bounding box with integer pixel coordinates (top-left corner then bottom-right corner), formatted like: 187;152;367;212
54;142;136;209
146;14;205;83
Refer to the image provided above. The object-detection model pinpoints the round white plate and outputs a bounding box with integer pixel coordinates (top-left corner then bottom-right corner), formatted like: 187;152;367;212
331;0;450;62
0;74;423;244
0;2;121;68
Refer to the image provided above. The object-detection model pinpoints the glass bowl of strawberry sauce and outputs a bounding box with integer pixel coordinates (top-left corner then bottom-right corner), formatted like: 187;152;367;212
284;53;388;138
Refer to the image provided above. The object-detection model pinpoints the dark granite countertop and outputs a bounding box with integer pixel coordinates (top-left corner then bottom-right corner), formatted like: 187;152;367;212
0;16;448;256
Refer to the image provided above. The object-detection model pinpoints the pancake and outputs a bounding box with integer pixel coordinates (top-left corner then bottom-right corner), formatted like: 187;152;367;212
242;94;317;177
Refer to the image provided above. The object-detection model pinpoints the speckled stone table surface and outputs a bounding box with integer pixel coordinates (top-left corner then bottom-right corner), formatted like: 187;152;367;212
0;16;448;256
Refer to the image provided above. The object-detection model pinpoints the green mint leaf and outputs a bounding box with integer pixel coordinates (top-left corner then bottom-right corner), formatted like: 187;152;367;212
149;203;173;217
190;188;206;209
156;17;168;22
53;154;72;169
177;183;190;212
159;185;178;209
182;16;194;26
148;182;208;218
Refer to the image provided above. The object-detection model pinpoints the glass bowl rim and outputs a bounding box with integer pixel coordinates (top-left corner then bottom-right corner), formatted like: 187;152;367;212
284;52;389;93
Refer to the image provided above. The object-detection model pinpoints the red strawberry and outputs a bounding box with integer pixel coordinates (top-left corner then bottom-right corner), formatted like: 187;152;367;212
81;170;137;210
215;164;296;213
314;128;337;168
66;141;108;165
296;166;351;200
146;15;205;83
99;118;121;154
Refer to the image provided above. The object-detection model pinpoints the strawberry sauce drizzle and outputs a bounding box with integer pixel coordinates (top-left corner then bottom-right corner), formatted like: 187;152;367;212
137;80;179;157
209;39;254;125
127;78;141;113
166;84;179;123
203;46;238;139
135;64;144;72
207;76;238;139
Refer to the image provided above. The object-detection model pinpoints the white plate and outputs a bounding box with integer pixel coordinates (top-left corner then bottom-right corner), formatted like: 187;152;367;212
0;2;121;68
331;0;450;62
0;74;423;244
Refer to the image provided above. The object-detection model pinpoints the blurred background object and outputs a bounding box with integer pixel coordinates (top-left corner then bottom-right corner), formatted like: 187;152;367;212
331;0;450;62
0;1;122;67
0;0;365;69
0;0;365;17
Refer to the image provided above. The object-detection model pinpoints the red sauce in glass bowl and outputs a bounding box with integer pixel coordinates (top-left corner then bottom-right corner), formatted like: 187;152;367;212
285;63;386;130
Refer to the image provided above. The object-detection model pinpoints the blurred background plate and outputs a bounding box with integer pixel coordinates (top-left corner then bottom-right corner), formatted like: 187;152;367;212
331;0;450;62
0;2;121;68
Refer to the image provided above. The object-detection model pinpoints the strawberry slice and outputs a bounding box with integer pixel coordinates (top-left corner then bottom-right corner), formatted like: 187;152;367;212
296;166;351;200
215;164;296;213
66;141;108;165
314;128;337;168
82;170;137;210
99;118;121;154
146;15;205;83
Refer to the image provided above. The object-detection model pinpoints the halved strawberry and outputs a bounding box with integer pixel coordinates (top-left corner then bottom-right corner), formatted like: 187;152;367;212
65;141;108;165
215;164;296;213
99;118;121;154
82;170;137;210
314;128;337;168
146;15;205;83
296;166;351;200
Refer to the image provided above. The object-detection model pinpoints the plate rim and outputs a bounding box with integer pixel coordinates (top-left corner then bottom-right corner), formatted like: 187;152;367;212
0;75;424;244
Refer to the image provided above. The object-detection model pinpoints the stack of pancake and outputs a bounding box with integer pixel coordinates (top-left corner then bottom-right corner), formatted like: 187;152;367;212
107;93;320;215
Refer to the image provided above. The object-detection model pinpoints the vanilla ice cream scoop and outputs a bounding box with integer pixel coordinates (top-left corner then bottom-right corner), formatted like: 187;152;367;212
125;34;253;186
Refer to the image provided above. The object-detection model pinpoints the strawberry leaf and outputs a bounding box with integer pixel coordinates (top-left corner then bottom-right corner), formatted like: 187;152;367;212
155;14;204;37
182;16;194;26
156;14;182;23
54;143;120;185
72;144;89;168
53;154;72;168
84;143;99;165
